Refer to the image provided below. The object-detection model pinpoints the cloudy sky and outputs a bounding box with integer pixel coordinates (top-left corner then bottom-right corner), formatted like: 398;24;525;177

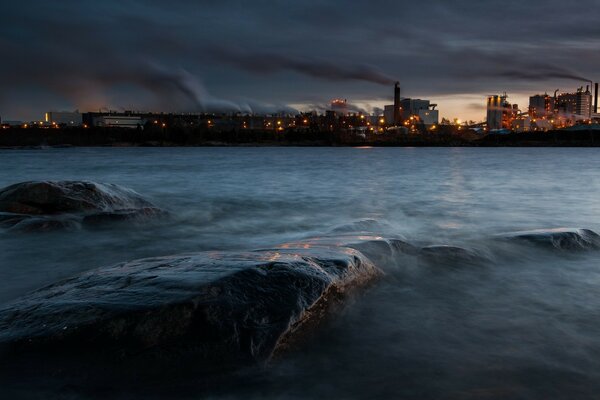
1;0;599;121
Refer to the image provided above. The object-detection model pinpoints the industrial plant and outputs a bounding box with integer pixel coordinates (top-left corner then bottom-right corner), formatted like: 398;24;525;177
2;80;599;136
486;83;599;133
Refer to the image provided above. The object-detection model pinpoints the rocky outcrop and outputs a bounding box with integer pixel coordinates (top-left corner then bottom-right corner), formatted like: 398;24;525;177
498;228;600;251
0;181;166;231
0;246;382;366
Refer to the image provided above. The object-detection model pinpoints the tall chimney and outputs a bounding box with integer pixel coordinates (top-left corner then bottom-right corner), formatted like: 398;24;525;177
393;82;400;125
595;83;598;114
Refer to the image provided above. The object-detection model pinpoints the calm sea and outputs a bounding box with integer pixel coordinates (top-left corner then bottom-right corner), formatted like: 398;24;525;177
2;147;600;399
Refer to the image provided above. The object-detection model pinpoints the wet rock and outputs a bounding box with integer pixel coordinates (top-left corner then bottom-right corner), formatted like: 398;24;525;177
498;228;600;251
0;247;382;368
9;217;82;233
0;181;165;231
0;212;28;228
278;235;418;270
82;207;168;225
418;245;488;266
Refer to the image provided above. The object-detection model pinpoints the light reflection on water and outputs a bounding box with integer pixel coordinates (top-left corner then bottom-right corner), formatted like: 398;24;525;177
2;147;600;398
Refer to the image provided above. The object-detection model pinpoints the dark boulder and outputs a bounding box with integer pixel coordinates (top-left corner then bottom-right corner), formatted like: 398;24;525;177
0;246;382;369
498;228;600;251
0;181;166;231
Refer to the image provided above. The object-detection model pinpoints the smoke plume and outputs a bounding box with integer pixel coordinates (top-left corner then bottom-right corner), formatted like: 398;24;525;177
211;49;395;86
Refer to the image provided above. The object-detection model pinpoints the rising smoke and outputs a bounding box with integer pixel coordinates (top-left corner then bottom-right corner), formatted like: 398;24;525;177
211;48;395;86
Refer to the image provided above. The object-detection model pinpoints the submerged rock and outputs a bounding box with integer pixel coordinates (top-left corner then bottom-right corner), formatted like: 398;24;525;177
278;235;418;270
418;245;488;266
498;228;600;251
0;247;381;368
0;181;166;231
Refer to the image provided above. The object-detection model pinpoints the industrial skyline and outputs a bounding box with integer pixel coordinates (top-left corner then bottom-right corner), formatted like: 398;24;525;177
1;1;599;121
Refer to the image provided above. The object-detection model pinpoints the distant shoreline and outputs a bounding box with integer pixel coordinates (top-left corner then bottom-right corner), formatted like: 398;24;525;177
2;127;600;148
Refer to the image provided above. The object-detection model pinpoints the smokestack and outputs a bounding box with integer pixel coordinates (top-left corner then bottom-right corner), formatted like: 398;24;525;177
595;83;598;114
393;82;400;125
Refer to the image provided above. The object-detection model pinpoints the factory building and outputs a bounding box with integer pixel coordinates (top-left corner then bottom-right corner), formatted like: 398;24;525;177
384;98;438;127
45;111;82;127
528;94;555;118
93;115;144;129
383;105;396;125
576;87;592;118
555;87;592;119
487;94;518;130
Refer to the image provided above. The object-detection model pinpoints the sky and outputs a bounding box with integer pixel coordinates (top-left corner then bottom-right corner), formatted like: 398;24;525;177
1;0;599;122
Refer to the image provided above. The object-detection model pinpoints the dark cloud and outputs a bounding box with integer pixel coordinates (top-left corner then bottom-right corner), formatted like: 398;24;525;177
210;48;395;85
0;0;599;120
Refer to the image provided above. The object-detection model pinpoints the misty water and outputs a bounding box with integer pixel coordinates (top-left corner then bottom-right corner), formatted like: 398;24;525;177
2;147;600;399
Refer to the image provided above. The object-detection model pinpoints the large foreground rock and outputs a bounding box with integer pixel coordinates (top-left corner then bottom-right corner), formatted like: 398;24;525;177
0;181;166;231
0;246;381;367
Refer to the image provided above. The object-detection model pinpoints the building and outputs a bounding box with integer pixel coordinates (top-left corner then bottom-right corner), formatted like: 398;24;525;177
45;111;82;127
528;94;555;118
487;94;518;130
384;98;438;126
94;115;143;128
417;109;439;126
556;87;593;119
576;86;592;118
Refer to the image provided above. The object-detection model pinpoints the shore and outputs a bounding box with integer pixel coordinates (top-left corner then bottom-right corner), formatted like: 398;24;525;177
2;126;600;147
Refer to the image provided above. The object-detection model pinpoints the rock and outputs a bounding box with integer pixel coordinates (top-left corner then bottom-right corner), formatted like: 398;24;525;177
8;217;82;233
0;246;382;368
418;245;488;266
278;235;417;271
0;212;28;228
498;228;600;251
0;181;166;231
82;207;168;225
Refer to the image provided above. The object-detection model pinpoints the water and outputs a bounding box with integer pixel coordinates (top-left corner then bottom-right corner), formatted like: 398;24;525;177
2;147;600;398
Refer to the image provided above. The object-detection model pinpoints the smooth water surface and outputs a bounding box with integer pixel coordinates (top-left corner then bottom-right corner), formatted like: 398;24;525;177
2;147;600;399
